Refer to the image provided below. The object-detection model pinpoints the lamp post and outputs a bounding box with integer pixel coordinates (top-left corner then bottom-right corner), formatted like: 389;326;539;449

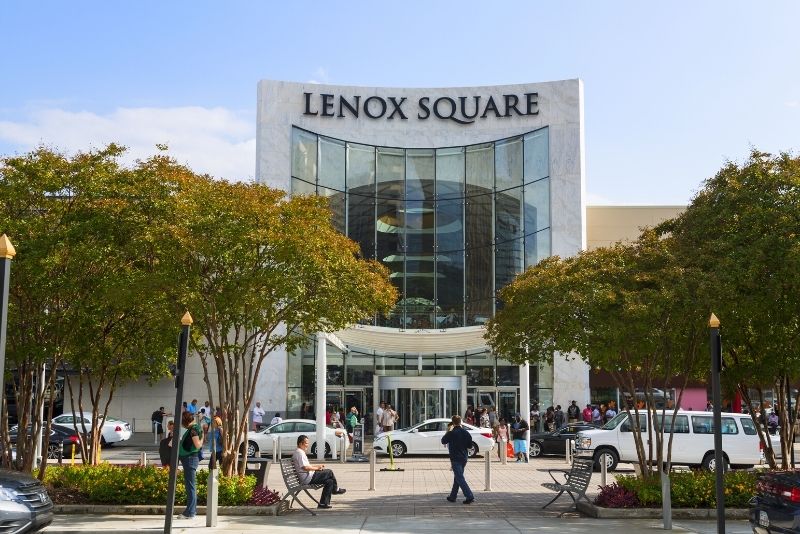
0;235;17;466
164;311;192;534
709;313;725;534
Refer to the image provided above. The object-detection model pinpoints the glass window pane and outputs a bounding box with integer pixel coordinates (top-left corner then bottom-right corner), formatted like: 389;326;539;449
292;177;316;196
436;147;464;200
466;352;494;387
318;136;345;191
524;127;549;181
495;136;523;191
319;187;346;234
406;149;434;201
377;147;405;184
496;236;523;294
524;178;550;234
404;199;435;329
347;143;375;189
525;229;551;268
348;187;375;260
466;143;494;189
291;128;317;182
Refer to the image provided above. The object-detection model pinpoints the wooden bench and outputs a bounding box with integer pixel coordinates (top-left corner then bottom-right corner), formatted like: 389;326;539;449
279;458;325;515
541;456;594;512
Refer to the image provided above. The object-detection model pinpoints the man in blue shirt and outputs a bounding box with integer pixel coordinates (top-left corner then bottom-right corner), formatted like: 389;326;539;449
441;415;475;504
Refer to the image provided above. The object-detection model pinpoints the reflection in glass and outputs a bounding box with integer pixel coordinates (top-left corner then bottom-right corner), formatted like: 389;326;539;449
291;128;317;183
524;128;549;181
318;137;345;191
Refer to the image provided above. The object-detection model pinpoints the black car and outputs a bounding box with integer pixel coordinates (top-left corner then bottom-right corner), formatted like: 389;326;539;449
529;422;600;458
9;424;81;460
0;468;53;533
750;470;800;533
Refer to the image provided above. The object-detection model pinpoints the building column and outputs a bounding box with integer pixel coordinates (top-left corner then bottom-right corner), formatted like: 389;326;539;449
460;375;467;419
519;362;531;443
315;332;327;461
372;374;380;435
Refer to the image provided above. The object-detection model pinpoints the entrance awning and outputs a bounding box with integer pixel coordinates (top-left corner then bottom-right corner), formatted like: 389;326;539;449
333;324;489;354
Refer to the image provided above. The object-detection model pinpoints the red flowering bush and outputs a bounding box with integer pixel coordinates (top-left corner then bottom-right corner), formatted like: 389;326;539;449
594;482;641;508
249;487;281;506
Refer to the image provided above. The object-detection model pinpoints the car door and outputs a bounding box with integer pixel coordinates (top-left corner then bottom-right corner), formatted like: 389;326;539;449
550;424;580;455
618;412;647;461
266;422;297;454
414;421;446;454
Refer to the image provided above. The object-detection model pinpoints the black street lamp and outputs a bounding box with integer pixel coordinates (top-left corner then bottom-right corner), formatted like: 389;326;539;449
709;313;725;534
0;235;17;466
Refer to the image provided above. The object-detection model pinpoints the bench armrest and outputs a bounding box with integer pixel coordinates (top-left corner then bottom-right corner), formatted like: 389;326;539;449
547;468;569;484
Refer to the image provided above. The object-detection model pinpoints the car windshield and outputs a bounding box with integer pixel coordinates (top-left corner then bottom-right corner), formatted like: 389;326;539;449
602;412;629;430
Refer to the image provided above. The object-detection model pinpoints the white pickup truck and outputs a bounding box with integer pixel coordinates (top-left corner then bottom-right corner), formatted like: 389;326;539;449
575;410;770;471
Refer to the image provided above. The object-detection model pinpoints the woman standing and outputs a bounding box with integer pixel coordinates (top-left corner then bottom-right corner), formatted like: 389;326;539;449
493;418;510;460
178;411;203;519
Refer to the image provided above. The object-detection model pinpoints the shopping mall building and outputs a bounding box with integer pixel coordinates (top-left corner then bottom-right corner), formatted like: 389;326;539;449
99;80;691;432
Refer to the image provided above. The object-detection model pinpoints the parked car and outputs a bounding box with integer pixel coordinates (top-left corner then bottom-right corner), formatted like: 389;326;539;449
244;419;346;458
372;418;495;458
9;424;81;459
750;469;800;533
529;422;600;458
0;468;53;533
576;410;764;471
51;412;131;445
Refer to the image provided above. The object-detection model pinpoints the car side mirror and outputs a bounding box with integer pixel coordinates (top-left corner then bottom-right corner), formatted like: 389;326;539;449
410;428;418;433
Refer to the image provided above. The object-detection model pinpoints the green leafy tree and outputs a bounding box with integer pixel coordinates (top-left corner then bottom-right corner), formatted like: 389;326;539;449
171;172;397;475
0;146;181;466
660;150;800;468
487;231;707;478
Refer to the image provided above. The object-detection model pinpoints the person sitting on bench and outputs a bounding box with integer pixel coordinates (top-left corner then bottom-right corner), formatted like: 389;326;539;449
291;435;346;509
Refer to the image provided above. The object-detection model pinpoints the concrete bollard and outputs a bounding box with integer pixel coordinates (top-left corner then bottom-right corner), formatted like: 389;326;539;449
340;434;347;463
565;439;572;464
369;449;376;491
274;436;281;459
139;451;148;466
600;453;607;487
500;439;507;465
484;451;492;491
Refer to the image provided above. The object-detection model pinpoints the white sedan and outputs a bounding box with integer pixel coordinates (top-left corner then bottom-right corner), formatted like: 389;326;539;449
373;418;495;458
51;412;132;445
244;419;347;458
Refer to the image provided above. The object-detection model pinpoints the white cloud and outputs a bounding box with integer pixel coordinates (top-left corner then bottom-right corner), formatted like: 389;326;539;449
0;107;256;181
306;67;330;85
786;101;799;108
585;191;618;205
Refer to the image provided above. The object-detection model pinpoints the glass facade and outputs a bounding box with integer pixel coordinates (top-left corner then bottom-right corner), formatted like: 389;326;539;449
290;126;551;328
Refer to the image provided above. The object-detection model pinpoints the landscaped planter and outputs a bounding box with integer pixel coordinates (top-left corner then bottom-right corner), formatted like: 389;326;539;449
578;501;750;520
54;501;290;516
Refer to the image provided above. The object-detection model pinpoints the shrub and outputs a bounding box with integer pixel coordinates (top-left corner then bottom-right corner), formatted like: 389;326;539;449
42;465;256;506
596;470;758;508
593;482;640;508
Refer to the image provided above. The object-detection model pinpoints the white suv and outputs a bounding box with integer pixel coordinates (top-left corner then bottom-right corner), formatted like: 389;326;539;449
576;410;764;471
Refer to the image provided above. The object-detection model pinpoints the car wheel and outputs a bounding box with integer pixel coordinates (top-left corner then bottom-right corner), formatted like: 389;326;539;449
246;441;258;458
529;441;543;458
310;442;331;457
390;441;407;458
47;443;60;459
100;436;109;447
467;442;479;458
702;453;729;472
593;448;619;472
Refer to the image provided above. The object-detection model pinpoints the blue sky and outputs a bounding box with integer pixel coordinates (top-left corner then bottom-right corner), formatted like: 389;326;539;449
1;1;798;204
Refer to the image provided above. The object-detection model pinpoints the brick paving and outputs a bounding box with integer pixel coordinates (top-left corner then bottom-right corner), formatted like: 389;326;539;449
265;453;630;518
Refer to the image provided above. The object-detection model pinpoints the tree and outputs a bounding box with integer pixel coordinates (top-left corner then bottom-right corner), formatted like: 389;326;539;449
171;171;397;475
660;150;800;468
487;230;707;478
0;146;181;466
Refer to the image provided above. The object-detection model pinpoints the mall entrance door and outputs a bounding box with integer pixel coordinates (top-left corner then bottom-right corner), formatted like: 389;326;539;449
377;376;463;429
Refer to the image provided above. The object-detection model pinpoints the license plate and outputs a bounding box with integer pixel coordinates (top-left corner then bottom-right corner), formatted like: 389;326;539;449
759;510;769;528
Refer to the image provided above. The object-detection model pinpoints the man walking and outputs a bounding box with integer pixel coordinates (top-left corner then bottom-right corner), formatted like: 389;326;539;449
567;400;580;424
441;415;475;504
292;435;346;509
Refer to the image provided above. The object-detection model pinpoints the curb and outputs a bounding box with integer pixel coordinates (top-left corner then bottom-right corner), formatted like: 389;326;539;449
54;503;283;516
577;501;750;520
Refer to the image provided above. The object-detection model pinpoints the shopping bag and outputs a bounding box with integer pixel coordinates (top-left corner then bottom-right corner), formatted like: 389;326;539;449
506;441;515;458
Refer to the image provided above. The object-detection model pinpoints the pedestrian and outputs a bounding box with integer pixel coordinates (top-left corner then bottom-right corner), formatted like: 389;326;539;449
188;399;198;416
330;409;342;429
292;435;346;509
592;405;602;425
582;404;593;423
706;400;713;411
159;420;175;467
381;403;398;432
151;406;168;439
605;404;617;422
510;414;529;462
554;405;565;429
211;416;224;464
464;406;475;426
479;408;490;429
177;411;203;519
181;401;188;413
441;415;475;504
203;400;213;419
346;406;359;434
376;401;385;433
488;406;497;428
544;406;555;432
270;412;283;425
530;404;541;432
251;401;265;431
567;401;580;424
494;417;510;460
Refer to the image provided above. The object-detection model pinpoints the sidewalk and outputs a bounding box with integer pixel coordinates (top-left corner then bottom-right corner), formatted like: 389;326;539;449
44;514;753;533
